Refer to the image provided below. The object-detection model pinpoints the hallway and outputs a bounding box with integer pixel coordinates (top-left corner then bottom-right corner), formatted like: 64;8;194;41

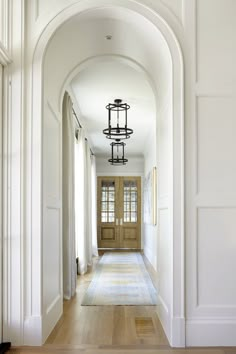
1;0;236;349
10;253;236;354
45;253;168;346
10;255;236;353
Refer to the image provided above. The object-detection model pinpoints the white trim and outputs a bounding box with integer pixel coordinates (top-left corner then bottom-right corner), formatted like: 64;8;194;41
157;295;171;344
172;317;186;347
23;316;42;346
186;319;236;346
2;0;25;345
42;295;62;343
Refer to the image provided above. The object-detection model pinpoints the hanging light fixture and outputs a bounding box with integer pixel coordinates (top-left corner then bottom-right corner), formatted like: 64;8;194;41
103;99;133;140
108;139;128;165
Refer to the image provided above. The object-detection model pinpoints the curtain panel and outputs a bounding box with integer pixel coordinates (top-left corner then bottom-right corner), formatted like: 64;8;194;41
74;130;98;274
62;92;77;299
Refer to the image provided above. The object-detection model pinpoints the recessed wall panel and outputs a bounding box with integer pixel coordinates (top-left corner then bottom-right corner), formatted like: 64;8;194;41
197;0;236;86
158;209;171;308
198;97;236;197
44;105;60;200
43;208;61;310
198;208;236;307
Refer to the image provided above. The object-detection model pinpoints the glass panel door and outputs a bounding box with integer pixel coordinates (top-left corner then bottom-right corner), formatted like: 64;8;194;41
97;176;141;249
120;177;141;249
101;180;115;223
123;180;138;223
97;177;120;248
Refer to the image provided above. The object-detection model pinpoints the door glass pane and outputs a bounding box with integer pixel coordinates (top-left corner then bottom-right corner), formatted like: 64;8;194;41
123;180;138;223
101;202;107;211
100;181;115;223
124;212;129;222
109;202;114;211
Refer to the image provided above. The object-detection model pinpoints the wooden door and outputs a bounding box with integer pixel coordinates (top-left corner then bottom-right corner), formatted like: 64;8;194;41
119;177;141;248
97;176;141;249
97;177;120;248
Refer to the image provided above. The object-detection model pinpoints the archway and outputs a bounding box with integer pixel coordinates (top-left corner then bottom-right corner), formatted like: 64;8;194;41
25;0;184;347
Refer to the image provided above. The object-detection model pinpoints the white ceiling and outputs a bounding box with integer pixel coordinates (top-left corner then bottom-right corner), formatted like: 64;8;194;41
70;59;156;157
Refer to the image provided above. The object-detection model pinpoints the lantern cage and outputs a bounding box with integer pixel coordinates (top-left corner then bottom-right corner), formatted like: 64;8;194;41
103;99;133;140
108;140;128;165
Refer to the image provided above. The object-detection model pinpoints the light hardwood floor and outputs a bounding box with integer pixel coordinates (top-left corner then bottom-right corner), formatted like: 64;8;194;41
11;252;236;354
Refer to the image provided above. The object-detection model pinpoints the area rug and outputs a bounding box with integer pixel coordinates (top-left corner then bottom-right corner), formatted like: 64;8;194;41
81;252;157;305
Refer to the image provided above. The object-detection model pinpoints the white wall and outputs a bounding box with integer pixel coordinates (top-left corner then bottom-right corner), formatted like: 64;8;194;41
185;0;236;346
142;96;173;344
1;0;25;346
143;128;158;271
156;93;173;342
42;101;63;342
96;156;144;175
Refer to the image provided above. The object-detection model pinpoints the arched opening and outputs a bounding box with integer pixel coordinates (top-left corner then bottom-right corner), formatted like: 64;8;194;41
26;0;184;347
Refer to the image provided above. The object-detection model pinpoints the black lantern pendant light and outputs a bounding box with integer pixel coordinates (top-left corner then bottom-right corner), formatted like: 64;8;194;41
103;99;133;140
108;139;128;165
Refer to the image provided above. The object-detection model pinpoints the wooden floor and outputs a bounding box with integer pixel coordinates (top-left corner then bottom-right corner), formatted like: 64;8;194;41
11;252;236;354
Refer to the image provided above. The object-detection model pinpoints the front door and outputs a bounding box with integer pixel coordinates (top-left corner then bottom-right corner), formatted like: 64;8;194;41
97;176;141;249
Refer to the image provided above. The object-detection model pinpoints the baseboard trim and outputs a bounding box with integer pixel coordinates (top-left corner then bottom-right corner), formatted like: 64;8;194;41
156;295;171;344
171;317;185;347
186;319;236;346
43;295;62;343
24;316;43;345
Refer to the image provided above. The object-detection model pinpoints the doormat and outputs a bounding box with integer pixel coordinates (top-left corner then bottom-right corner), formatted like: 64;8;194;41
81;252;157;305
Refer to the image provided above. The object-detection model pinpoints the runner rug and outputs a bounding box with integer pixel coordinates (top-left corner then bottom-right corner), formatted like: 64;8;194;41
81;252;157;305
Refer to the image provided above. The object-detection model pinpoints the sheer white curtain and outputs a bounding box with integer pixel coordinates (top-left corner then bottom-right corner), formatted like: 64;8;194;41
91;155;98;256
74;130;98;274
85;140;93;264
62;92;77;299
74;129;86;273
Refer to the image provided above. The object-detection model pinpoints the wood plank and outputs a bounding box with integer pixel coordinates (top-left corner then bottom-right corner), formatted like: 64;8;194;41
10;346;227;354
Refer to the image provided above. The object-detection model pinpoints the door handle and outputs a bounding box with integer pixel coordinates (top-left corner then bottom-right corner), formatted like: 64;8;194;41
120;218;123;226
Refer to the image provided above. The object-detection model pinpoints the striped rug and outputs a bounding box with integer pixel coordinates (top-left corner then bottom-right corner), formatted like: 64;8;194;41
81;252;157;306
